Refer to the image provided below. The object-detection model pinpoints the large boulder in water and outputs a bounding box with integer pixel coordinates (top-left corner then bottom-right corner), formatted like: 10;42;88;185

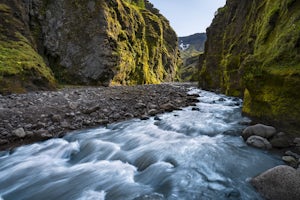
251;165;300;200
242;124;276;140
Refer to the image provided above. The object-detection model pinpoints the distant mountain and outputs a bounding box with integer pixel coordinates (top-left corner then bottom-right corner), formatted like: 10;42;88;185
178;33;207;52
178;33;206;81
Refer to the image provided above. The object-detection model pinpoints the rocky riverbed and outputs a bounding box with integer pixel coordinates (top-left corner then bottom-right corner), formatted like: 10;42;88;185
0;83;199;151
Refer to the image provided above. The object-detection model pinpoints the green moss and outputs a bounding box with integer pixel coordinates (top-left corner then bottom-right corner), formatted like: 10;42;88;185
105;0;179;85
0;3;10;12
0;2;56;94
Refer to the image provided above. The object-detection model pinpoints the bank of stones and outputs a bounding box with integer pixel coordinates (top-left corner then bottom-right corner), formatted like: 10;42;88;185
0;83;199;151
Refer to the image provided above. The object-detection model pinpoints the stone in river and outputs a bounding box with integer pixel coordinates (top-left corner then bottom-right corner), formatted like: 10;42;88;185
246;135;272;150
242;124;276;140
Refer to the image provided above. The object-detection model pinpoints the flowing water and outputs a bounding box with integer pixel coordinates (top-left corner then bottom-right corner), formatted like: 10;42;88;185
0;88;282;200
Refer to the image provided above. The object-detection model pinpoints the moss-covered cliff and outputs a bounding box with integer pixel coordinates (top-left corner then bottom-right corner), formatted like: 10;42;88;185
0;0;180;94
0;0;56;94
200;0;300;134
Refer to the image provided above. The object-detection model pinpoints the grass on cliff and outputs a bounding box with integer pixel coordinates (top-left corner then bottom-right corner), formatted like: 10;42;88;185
0;33;55;82
105;0;177;85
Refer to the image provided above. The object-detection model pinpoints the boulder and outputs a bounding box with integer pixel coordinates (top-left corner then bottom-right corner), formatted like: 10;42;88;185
270;133;291;148
242;124;276;140
251;165;300;200
12;128;26;138
246;135;272;150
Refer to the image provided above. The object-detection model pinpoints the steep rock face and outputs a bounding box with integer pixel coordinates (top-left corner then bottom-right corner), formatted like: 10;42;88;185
0;0;56;94
0;0;180;93
200;0;300;134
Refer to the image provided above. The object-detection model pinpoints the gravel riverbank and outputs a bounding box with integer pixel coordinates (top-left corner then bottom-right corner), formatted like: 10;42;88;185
0;83;199;151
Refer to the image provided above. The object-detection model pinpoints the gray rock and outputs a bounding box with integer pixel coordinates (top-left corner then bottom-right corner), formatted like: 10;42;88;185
140;115;149;120
285;151;300;159
12;128;26;138
270;133;291;148
60;121;70;129
282;156;297;165
124;113;134;118
148;109;159;116
251;165;300;200
242;124;276;140
69;102;78;110
160;103;177;112
246;135;272;150
51;114;62;122
294;137;300;146
0;139;8;145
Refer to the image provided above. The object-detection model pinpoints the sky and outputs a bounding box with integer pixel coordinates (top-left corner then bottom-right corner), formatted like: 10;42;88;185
148;0;226;37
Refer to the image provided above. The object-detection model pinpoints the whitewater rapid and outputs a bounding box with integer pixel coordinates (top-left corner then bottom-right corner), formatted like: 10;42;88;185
0;89;282;200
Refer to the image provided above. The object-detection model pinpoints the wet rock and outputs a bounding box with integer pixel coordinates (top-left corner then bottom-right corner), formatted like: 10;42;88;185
294;137;300;146
0;139;8;145
160;103;177;112
270;132;291;148
148;109;159;116
218;97;226;102
124;113;134;118
191;107;200;111
12;128;26;138
246;135;272;150
282;156;298;168
140;115;150;120
154;116;161;121
36;129;52;138
242;124;276;140
251;165;300;200
285;151;300;159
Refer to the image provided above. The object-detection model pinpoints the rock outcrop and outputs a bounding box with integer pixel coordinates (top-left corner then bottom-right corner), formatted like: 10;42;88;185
199;0;300;135
0;0;180;94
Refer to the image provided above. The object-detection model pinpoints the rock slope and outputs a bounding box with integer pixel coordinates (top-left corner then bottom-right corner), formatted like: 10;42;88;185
199;0;300;135
0;0;180;94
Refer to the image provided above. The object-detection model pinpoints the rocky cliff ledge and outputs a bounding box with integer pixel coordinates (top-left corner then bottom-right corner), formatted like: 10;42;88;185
199;0;300;135
0;0;180;94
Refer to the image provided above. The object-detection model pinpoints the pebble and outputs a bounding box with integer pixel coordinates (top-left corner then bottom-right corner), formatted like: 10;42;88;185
51;114;62;122
148;109;159;116
0;84;198;150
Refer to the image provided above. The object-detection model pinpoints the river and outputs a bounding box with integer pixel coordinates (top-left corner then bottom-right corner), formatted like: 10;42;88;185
0;88;282;200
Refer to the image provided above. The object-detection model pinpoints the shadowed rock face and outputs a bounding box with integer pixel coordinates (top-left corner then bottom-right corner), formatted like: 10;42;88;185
0;0;180;94
199;0;300;135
